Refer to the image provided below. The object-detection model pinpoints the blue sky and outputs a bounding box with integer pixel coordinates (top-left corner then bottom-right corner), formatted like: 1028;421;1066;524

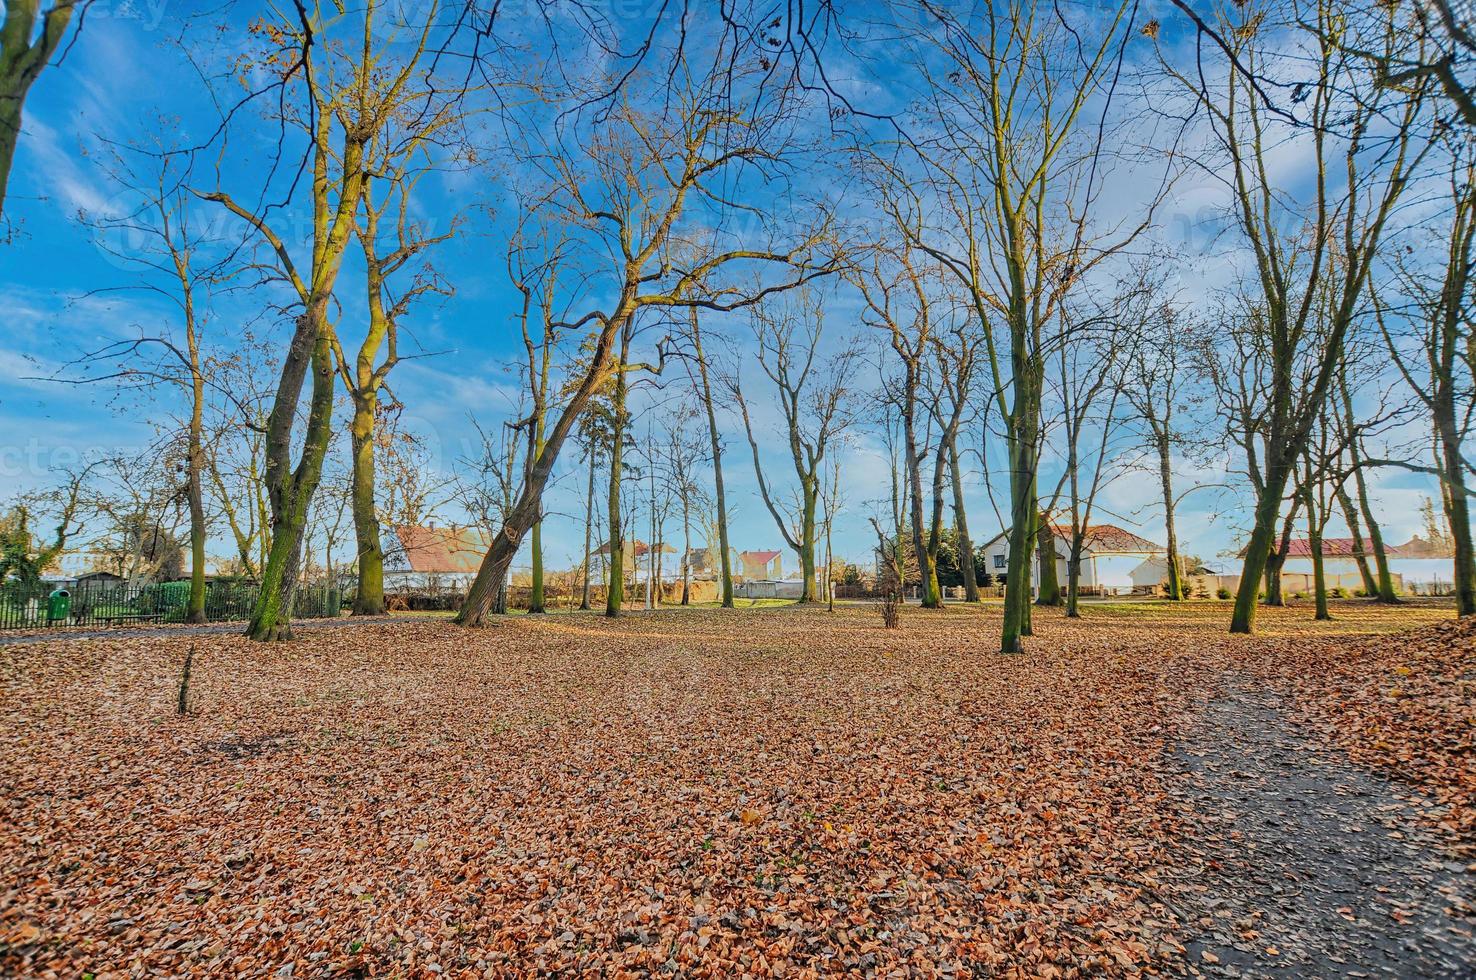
0;0;1449;577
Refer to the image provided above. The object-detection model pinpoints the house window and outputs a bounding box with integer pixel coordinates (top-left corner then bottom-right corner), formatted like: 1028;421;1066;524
993;554;1007;570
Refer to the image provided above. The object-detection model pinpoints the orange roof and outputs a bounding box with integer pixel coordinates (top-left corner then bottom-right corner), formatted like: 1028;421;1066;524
391;525;490;573
1047;522;1162;553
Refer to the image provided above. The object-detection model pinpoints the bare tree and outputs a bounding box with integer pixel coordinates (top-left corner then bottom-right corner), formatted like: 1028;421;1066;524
0;463;95;584
202;333;275;579
197;3;450;640
851;238;972;609
1376;151;1476;614
819;454;845;612
1122;304;1193;602
91;451;187;585
732;289;858;603
682;308;737;607
454;414;524;615
888;0;1160;651
1156;0;1436;633
454;29;838;627
335;126;456;616
1055;303;1131;617
663;410;710;606
60;147;220;620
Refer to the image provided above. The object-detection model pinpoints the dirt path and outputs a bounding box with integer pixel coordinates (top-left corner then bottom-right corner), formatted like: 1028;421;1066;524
1170;679;1474;977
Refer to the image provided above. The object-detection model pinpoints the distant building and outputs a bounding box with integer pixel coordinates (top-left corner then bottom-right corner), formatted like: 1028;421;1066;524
737;549;782;582
1279;536;1454;595
586;538;679;586
73;570;124;586
978;523;1168;595
384;525;490;590
682;547;716;579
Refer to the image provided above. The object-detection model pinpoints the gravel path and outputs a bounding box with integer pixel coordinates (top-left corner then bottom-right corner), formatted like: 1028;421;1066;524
1171;680;1474;978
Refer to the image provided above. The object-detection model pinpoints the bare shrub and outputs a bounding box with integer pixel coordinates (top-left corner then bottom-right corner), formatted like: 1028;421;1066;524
880;590;900;629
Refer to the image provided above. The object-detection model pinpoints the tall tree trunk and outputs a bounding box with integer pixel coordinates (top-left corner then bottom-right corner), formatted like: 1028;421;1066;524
690;313;734;608
1430;182;1476;615
901;372;941;609
1230;458;1293;634
1264;542;1287;607
458;313;624;627
1343;383;1399;603
1035;509;1062;606
1351;461;1398;602
1337;487;1379;596
528;412;547;613
948;435;979;603
905;456;939;608
248;317;337;642
580;445;596;610
825;506;835;612
0;91;18;218
889;449;908;593
681;491;691;605
653;464;665;608
1065;537;1084;618
529;519;545;613
1310;528;1329;619
605;328;632;618
1304;481;1331;620
1001;433;1038;653
799;487;819;603
1157;432;1183;601
1437;426;1476;616
0;1;75;218
185;334;208;624
656;520;665;607
349;393;385;615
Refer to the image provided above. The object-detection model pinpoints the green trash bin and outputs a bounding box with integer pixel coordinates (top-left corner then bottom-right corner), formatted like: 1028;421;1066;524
47;588;71;625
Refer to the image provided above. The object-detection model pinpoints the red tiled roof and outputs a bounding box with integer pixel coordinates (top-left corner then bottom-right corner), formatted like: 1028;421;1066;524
1048;522;1163;554
391;525;490;574
1282;537;1370;558
740;550;782;564
1281;536;1452;559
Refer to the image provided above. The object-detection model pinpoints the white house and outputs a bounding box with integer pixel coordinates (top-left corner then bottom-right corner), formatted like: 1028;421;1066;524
1280;535;1455;595
979;522;1169;596
584;538;680;587
383;525;491;591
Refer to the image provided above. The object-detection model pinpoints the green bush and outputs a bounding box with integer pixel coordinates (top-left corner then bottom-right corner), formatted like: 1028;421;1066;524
1330;586;1349;599
1215;587;1231;600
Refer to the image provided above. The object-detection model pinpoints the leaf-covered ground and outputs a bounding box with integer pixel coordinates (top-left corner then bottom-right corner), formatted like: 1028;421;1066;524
1;601;1470;977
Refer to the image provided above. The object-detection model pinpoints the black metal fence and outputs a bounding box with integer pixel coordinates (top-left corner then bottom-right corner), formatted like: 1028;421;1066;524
0;580;342;630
